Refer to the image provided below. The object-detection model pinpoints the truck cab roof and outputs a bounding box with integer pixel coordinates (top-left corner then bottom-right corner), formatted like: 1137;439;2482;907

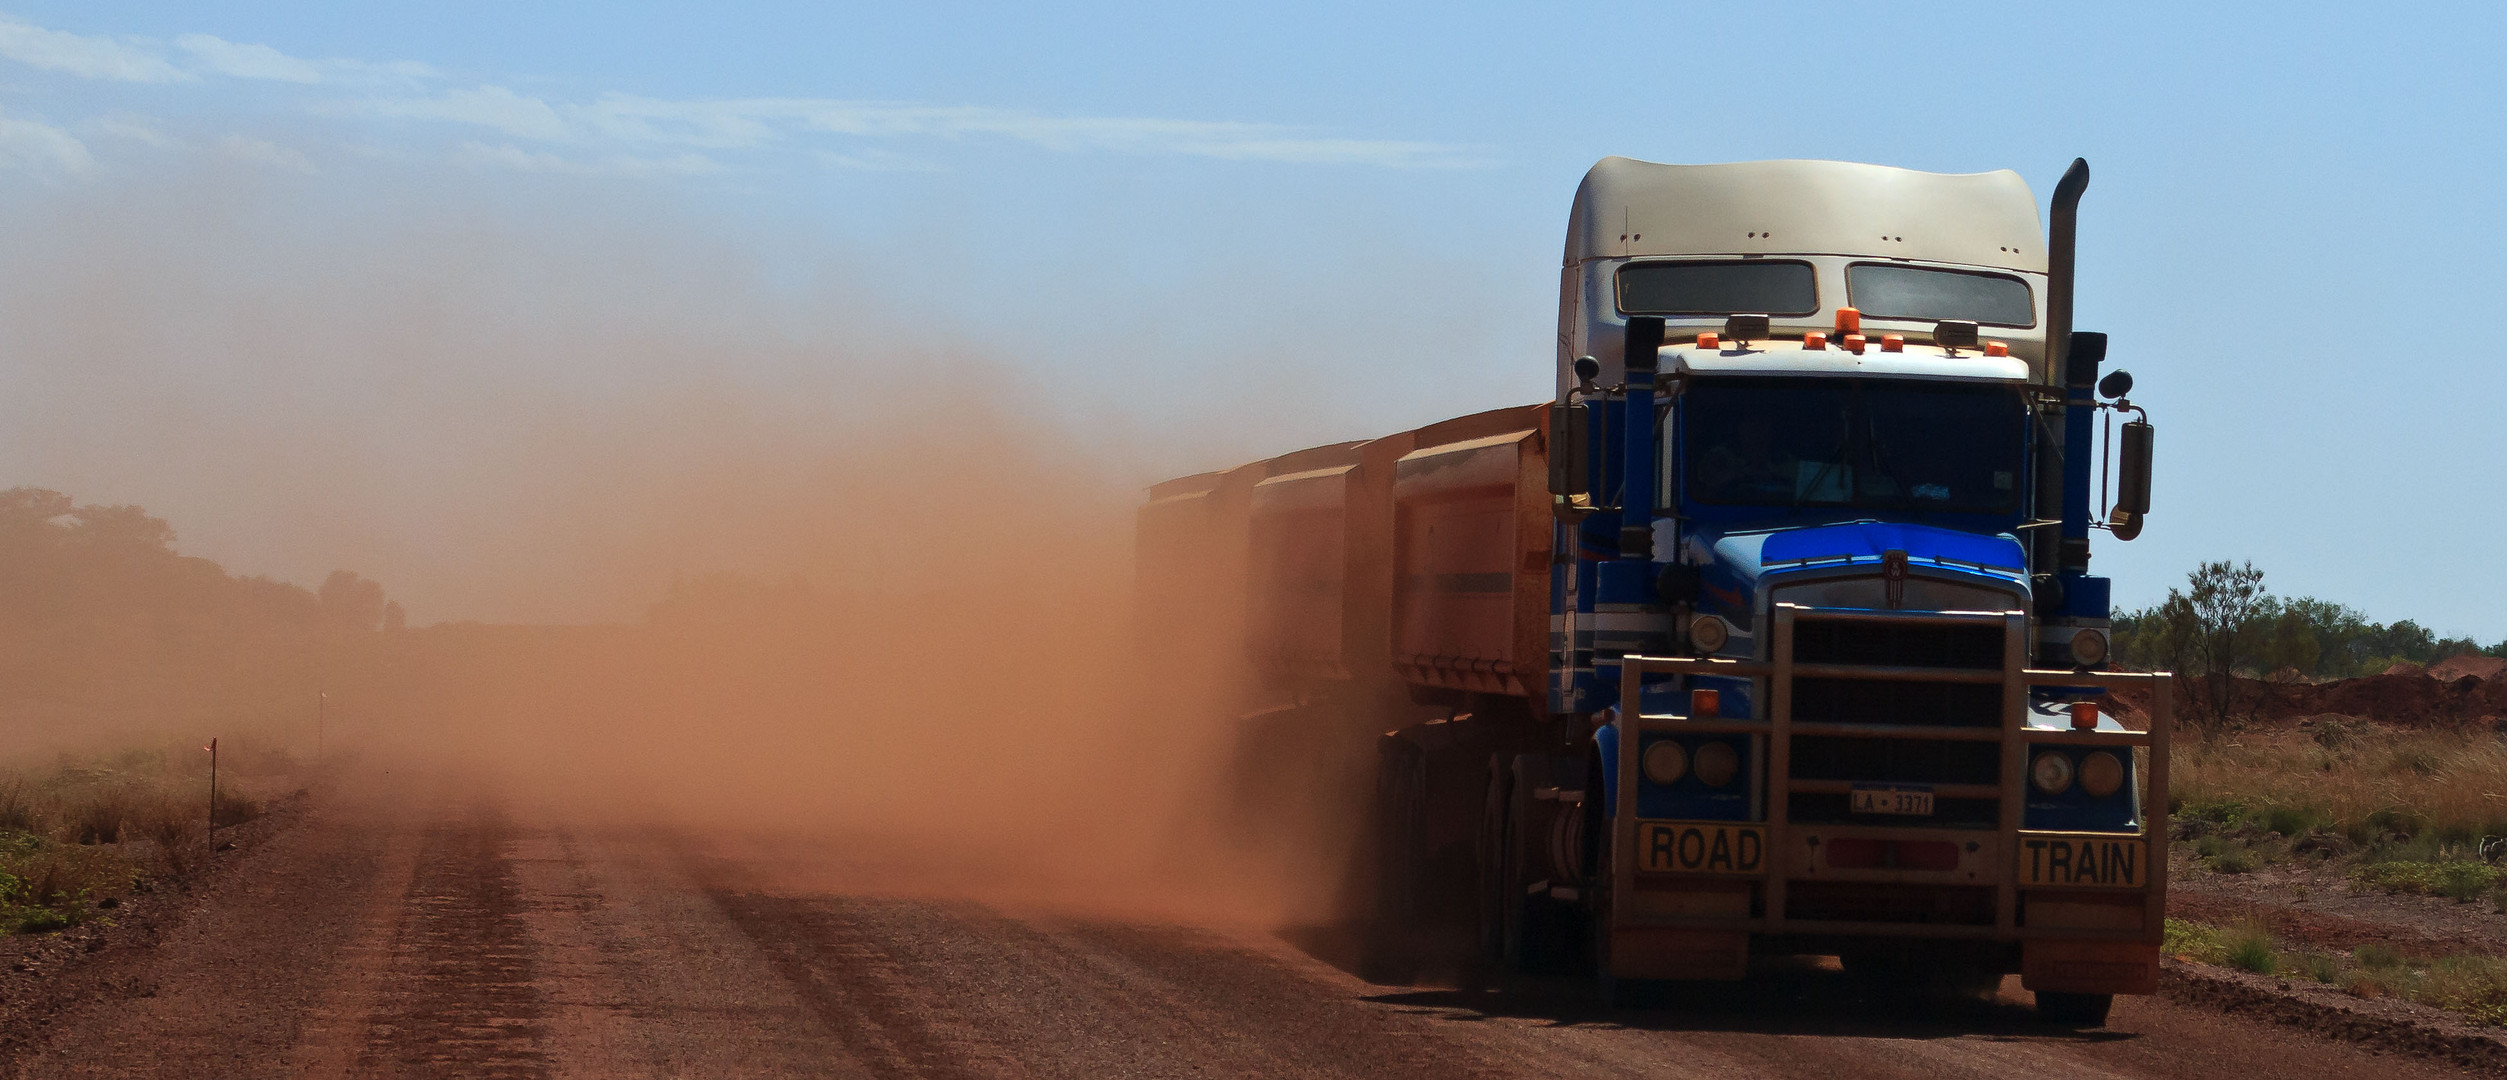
1560;157;2055;394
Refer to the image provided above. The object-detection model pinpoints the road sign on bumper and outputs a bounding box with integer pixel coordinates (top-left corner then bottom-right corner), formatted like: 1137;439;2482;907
2020;834;2147;888
1637;821;1766;875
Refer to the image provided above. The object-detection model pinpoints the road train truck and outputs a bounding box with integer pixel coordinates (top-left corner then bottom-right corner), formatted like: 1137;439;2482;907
1137;156;2169;1025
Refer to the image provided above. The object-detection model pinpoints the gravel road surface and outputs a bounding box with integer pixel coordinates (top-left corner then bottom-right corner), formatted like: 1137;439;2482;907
0;779;2478;1079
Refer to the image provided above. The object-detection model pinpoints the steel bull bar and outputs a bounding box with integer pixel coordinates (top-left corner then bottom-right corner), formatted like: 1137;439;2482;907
1608;603;2172;993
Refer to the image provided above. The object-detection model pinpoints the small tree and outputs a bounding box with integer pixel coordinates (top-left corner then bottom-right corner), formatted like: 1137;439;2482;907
2115;592;2200;675
2186;560;2269;718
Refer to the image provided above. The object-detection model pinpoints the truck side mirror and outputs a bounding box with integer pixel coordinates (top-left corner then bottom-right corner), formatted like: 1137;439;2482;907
1548;402;1590;497
2108;419;2153;540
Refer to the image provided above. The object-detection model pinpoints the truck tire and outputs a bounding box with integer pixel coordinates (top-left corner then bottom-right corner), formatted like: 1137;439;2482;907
1482;754;1587;980
1359;737;1429;984
2035;991;2113;1026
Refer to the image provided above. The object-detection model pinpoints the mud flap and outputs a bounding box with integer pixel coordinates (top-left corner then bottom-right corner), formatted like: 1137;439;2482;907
1608;927;1748;981
2022;939;2158;995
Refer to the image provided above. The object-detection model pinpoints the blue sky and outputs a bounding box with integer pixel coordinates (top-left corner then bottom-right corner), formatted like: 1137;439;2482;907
0;2;2501;635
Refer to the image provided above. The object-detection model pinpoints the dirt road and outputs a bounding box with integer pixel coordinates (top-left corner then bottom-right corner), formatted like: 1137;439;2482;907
0;782;2479;1079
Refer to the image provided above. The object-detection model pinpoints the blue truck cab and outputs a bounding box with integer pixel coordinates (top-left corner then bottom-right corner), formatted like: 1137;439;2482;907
1543;158;2167;1023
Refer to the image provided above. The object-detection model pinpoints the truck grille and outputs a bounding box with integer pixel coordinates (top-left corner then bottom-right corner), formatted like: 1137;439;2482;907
1792;619;2002;669
1787;613;2008;827
1791;679;1999;728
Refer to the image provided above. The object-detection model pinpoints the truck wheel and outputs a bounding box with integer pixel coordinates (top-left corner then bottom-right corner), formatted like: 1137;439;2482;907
1481;754;1588;981
2035;991;2113;1026
1477;754;1512;976
1359;738;1428;984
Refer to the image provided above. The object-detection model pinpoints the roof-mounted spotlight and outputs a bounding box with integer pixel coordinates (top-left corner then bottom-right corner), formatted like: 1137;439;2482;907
2097;368;2134;400
1932;319;1979;354
1721;313;1770;346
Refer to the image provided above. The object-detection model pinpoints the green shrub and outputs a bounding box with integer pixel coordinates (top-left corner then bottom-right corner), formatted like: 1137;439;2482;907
2365;808;2429;840
2354;860;2502;898
2423;956;2507;1027
2188;798;2253;825
2195;836;2263;873
2263;804;2329;837
2222;923;2280;974
2163;918;2224;963
2442;863;2498;902
2354;944;2407;972
2291;951;2348;983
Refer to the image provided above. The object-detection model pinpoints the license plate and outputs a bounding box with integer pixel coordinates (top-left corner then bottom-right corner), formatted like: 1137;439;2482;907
1850;786;1934;816
1636;821;1767;875
2022;835;2148;888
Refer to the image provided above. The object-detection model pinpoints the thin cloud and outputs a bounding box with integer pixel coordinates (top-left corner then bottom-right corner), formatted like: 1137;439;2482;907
177;34;323;84
371;85;571;142
218;134;316;173
0;108;93;173
0;17;188;82
1;14;1482;173
377;89;1483;168
817;147;942;173
92;114;177;148
453;141;726;178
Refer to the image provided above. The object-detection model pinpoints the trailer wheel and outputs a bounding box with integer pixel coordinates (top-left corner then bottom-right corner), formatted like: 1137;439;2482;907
1358;737;1429;984
2035;991;2113;1027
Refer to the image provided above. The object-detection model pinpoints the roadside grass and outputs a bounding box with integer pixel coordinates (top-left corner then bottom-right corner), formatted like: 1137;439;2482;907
0;748;281;934
2351;859;2502;902
2172;724;2507;880
2166;917;2507;1026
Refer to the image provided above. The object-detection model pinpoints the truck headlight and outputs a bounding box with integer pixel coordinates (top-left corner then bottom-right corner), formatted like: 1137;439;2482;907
1688;614;1731;655
1693;740;1740;788
2030;751;2075;795
2070;628;2109;666
2080;751;2126;798
1642;740;1688;785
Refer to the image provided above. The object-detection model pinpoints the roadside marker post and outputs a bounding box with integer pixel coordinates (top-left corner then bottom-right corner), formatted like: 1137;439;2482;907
206;737;218;852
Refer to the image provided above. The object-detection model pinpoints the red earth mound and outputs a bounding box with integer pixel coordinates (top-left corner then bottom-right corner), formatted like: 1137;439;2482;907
2100;664;2507;729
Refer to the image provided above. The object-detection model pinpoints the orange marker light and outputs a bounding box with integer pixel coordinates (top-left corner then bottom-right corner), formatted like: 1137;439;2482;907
1880;334;1904;353
1984;340;2009;357
1803;331;1827;350
1835;306;1861;334
2070;701;2100;731
1691;689;1721;719
1696;332;1720;349
1842;333;1867;354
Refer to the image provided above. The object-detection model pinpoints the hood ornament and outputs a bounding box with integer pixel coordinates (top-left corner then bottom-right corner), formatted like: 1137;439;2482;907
1881;548;1909;609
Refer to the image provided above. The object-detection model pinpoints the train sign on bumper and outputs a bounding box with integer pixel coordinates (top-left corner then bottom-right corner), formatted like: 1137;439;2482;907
1637;822;1766;875
2020;834;2147;888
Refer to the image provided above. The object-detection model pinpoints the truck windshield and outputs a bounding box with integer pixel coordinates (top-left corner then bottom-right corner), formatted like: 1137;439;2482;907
1682;378;2025;514
1846;264;2034;327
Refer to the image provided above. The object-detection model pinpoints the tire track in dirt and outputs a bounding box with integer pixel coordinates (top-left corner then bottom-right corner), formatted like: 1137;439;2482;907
350;802;553;1080
703;891;1009;1080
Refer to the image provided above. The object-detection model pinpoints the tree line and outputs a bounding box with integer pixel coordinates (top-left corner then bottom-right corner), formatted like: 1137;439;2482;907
2111;559;2506;684
0;487;397;727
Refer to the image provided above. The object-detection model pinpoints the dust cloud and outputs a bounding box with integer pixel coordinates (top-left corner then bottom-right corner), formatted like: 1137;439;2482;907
0;163;1343;927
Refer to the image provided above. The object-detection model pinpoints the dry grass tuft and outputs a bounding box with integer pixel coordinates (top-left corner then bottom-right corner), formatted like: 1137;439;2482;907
0;746;289;933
